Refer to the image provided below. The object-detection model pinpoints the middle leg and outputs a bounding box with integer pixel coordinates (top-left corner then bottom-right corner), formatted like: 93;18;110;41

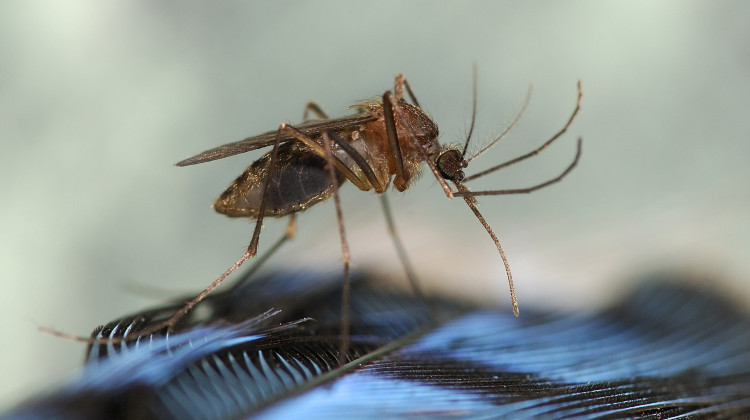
321;132;352;364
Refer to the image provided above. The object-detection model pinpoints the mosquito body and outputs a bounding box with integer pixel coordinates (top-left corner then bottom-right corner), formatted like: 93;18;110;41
190;91;442;219
155;73;582;349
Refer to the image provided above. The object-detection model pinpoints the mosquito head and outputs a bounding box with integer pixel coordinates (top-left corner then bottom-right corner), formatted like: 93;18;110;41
436;148;467;182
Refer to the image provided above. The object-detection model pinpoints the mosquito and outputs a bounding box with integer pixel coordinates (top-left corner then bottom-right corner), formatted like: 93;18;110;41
42;72;581;349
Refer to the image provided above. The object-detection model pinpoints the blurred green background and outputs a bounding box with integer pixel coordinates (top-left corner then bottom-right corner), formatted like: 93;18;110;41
2;1;749;411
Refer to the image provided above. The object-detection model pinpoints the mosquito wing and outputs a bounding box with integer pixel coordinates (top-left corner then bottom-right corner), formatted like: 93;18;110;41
176;113;378;166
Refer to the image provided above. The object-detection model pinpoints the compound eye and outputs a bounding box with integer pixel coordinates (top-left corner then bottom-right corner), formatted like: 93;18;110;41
436;149;464;181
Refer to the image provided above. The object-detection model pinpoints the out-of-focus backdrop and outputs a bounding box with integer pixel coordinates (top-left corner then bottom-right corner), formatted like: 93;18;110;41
1;1;748;411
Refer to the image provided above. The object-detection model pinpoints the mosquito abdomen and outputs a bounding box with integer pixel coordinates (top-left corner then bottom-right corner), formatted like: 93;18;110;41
214;142;346;218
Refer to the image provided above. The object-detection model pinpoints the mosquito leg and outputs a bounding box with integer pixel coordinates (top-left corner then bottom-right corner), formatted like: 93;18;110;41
463;81;583;182
109;127;288;340
393;74;405;102
226;214;297;294
394;73;421;108
244;122;383;193
392;73;413;107
382;91;407;189
379;194;424;301
277;124;370;191
456;138;582;197
113;126;288;338
43;128;331;344
49;255;257;344
301;102;385;192
301;90;425;309
247;120;370;275
43;134;304;344
321;132;352;364
44;245;262;343
137;126;288;336
302;101;329;121
456;182;519;317
327;131;385;192
247;125;286;256
284;121;387;193
40;217;296;344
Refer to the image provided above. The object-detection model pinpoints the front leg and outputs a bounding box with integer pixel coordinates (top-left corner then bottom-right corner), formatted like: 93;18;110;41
302;101;329;121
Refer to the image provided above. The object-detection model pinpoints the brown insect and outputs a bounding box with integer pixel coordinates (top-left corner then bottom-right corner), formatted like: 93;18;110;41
102;72;582;346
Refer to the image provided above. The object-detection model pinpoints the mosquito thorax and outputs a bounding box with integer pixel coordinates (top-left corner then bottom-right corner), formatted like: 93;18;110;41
436;148;467;182
396;100;439;145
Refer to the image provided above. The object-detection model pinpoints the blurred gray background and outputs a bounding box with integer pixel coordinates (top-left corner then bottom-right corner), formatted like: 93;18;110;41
2;0;749;411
